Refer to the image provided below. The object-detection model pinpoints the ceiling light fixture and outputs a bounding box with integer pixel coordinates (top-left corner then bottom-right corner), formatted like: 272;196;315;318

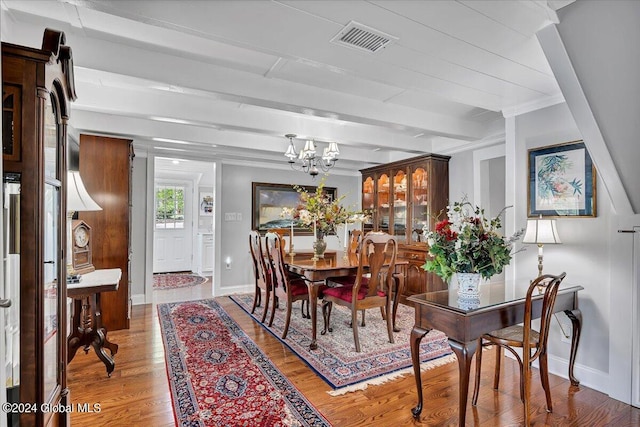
284;133;339;178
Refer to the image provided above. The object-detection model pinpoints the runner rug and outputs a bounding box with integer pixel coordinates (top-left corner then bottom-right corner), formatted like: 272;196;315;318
153;272;207;290
158;299;330;426
230;293;455;395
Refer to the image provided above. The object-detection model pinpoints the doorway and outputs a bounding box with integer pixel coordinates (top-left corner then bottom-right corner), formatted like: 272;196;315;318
150;157;216;304
474;145;506;284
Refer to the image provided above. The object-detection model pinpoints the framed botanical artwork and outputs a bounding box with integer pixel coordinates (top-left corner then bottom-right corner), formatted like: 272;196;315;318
199;192;214;216
251;182;337;235
528;140;596;217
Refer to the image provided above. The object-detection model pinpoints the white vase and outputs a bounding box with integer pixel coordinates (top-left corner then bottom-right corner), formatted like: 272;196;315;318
457;272;482;300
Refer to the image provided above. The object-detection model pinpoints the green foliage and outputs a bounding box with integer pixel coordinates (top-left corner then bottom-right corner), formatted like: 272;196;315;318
282;176;367;236
155;186;185;221
422;197;524;282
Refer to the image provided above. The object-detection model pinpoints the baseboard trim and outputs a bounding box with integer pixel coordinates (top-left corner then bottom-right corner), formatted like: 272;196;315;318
547;353;609;396
503;350;609;398
215;284;253;297
131;293;146;306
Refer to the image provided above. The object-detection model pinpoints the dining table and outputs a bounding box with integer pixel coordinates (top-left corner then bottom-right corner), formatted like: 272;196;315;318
408;281;583;426
285;250;407;350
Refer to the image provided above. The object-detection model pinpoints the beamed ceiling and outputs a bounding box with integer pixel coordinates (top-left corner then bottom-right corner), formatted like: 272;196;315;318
1;0;573;174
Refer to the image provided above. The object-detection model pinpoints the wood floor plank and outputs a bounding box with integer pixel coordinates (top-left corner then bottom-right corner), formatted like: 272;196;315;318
67;297;640;426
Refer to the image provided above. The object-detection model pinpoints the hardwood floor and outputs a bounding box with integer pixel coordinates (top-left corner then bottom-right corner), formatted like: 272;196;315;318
68;296;640;426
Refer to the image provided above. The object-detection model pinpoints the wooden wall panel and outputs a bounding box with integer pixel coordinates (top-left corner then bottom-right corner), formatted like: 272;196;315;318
79;134;132;330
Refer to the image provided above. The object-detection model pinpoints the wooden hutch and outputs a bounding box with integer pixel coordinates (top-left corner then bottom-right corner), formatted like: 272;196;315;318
361;154;450;300
2;29;76;426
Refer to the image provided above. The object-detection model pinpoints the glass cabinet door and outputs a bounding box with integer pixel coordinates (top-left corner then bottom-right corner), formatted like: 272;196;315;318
43;93;61;404
376;173;390;234
362;175;375;233
392;169;407;242
410;166;429;242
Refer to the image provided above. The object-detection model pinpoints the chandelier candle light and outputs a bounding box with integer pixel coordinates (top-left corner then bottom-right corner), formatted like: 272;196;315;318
284;133;339;177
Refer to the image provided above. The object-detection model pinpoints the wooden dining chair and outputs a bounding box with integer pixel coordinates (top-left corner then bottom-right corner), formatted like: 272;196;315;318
264;232;310;339
472;272;567;425
271;227;291;253
348;229;363;253
249;230;271;323
321;231;397;352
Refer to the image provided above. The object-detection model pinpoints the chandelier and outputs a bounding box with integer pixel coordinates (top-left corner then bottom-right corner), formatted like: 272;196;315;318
284;133;339;177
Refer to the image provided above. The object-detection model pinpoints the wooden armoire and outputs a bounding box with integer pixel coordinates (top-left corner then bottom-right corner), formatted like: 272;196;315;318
2;29;76;426
78;134;133;331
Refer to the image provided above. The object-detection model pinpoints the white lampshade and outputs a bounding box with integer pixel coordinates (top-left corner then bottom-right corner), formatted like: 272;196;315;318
522;217;561;244
67;171;102;212
284;143;297;160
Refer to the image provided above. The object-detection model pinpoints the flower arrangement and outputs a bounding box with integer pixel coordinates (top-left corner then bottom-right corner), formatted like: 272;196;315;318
422;197;524;282
280;177;365;237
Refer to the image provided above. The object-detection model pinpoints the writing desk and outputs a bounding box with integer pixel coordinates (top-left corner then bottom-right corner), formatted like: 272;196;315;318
67;268;122;377
408;282;583;426
286;251;406;350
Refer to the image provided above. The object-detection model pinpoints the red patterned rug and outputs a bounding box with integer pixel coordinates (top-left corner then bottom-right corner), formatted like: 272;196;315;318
158;299;330;426
230;294;455;395
153;272;207;290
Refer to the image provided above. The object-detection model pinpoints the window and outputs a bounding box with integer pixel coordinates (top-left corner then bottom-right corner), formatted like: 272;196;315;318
155;185;185;229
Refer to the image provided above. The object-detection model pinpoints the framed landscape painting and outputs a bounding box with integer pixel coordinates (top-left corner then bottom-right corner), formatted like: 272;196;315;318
251;182;337;235
528;140;596;217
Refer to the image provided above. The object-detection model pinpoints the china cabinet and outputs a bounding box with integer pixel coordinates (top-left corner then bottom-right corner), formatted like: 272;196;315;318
2;29;76;426
360;154;450;299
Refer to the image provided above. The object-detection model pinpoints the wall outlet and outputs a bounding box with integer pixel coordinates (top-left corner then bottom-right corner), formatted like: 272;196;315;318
560;322;572;343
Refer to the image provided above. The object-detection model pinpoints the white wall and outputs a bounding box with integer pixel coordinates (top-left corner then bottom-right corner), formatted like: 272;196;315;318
449;102;613;393
557;0;640;213
215;162;360;295
449;149;474;203
130;156;148;301
514;103;612;377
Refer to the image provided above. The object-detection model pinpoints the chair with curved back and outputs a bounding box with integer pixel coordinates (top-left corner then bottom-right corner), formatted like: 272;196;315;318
264;232;310;339
271;228;291;254
321;231;397;352
348;229;363;253
472;272;567;425
249;230;271;323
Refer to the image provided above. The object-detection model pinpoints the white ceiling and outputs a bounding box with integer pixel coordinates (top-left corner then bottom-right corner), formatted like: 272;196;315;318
1;0;572;174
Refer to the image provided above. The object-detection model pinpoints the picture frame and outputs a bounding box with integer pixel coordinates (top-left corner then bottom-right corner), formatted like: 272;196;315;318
528;140;596;217
252;182;337;235
199;192;214;216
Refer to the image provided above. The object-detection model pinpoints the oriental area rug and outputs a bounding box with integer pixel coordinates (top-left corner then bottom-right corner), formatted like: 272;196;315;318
158;299;330;427
230;293;455;395
153;272;207;290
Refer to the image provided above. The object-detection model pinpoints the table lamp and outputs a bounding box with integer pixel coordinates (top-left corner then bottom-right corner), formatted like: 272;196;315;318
67;170;102;277
522;215;561;277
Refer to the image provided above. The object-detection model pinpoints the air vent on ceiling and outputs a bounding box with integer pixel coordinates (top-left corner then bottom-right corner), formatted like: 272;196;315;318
331;21;398;54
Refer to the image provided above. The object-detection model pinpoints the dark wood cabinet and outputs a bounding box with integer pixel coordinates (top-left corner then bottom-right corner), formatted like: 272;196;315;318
2;29;77;426
360;154;450;300
78;135;133;331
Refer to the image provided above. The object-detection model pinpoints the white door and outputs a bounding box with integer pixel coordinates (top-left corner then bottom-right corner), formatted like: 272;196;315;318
153;180;194;273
